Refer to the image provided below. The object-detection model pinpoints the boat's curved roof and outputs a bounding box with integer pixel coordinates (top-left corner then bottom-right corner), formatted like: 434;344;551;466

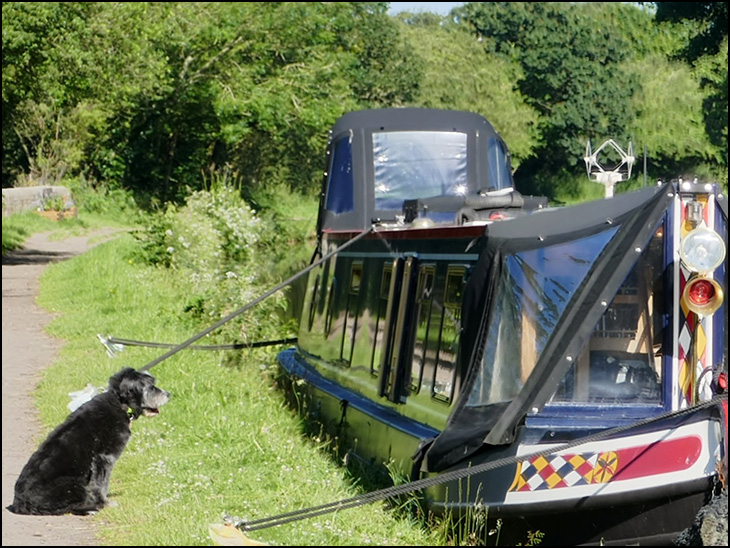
330;108;503;140
318;108;518;233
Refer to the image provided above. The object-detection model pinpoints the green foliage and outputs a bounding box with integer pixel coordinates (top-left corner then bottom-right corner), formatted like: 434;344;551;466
693;38;729;188
645;4;728;187
457;2;637;175
133;208;177;268
452;1;726;198
211;2;422;195
627;54;721;177
247;183;318;276
66;175;142;222
655;2;728;61
2;1;727;204
343;3;423;107
132;173;288;344
396;17;540;167
3;2;423;201
2;2;170;188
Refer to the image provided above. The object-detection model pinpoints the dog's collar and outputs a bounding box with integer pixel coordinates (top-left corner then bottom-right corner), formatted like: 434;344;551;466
127;408;140;422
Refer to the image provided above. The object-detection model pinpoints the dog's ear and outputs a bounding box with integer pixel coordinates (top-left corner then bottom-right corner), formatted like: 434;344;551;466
107;367;137;395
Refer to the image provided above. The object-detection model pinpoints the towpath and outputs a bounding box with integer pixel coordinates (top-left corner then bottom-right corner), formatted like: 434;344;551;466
2;229;118;546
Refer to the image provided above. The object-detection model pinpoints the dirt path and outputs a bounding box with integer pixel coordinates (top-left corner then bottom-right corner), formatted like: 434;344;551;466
2;229;120;547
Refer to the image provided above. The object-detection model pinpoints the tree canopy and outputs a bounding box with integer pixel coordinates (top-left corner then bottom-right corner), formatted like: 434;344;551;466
2;1;726;205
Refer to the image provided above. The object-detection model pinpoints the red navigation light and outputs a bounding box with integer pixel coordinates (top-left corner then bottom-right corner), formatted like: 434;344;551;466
682;276;724;315
688;279;716;305
718;372;728;392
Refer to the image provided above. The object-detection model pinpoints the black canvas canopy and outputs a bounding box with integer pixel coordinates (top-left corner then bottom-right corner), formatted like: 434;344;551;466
424;183;675;472
317;108;518;233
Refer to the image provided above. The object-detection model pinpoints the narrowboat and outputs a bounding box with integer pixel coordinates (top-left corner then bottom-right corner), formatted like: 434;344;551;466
276;108;728;545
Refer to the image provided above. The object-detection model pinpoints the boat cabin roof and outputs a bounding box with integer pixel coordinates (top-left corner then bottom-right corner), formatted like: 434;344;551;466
318;108;520;233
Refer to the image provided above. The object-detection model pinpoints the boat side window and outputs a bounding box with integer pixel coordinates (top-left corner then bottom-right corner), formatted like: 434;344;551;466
486;137;513;193
324;277;337;337
410;265;436;393
349;262;363;293
371;263;393;376
551;225;665;404
324;135;354;214
433;266;466;402
373;131;468;211
307;273;321;332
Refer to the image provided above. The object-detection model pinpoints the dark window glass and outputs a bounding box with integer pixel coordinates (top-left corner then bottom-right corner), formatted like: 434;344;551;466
371;263;393;375
325;136;354;214
487;137;514;192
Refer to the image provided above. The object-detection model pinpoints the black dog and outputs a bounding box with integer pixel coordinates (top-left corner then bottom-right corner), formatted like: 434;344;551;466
7;367;170;515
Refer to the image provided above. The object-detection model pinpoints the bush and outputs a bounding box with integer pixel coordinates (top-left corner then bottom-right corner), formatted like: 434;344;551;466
133;174;288;347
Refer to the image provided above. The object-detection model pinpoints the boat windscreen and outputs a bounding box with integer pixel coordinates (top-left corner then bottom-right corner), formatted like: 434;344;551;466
467;228;617;407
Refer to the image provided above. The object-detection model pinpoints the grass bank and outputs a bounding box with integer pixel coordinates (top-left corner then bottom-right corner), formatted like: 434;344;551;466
30;227;443;546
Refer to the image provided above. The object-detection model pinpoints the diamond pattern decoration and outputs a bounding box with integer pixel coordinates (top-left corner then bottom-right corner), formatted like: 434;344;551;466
510;452;604;492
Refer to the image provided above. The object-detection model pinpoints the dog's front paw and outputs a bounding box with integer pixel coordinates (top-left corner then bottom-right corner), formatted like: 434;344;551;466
71;508;99;516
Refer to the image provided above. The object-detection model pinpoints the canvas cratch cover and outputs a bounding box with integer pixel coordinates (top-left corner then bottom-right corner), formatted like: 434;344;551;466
424;184;675;472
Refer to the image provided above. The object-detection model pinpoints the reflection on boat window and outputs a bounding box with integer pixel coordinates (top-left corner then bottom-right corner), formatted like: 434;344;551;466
487;137;513;193
341;262;363;364
370;263;393;376
307;274;320;332
434;266;466;402
467;228;618;407
410;265;435;393
373;131;468;211
551;225;665;404
324;278;337;337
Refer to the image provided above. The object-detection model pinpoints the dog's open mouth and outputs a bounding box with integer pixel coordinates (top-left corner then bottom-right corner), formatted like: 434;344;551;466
142;407;160;417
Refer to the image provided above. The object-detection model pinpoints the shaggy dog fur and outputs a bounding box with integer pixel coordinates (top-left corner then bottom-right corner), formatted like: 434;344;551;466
7;367;170;515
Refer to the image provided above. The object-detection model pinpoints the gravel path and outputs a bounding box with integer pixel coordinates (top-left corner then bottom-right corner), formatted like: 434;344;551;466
2;229;120;546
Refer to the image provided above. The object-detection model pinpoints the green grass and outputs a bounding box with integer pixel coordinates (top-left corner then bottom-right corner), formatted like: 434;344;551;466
2;211;67;253
33;232;445;546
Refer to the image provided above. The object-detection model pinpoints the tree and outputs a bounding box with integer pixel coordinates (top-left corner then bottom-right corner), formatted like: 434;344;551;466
654;2;728;186
2;2;423;202
2;2;170;188
654;2;728;61
453;2;639;197
628;55;720;178
209;2;423;198
396;15;540;167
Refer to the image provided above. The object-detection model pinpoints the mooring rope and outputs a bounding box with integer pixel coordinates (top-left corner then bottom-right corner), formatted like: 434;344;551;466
101;335;296;353
231;393;727;531
139;226;375;372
